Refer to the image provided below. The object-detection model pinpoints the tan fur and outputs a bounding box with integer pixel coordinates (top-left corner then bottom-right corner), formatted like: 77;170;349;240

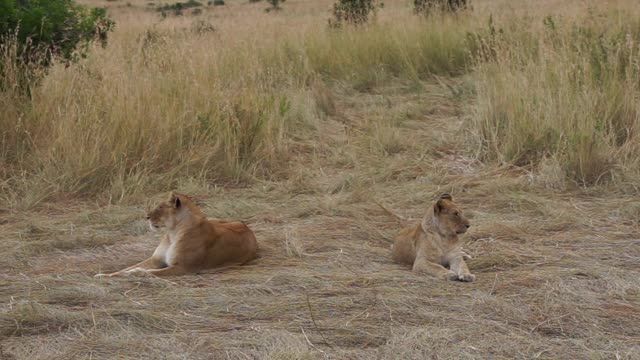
391;194;475;282
95;192;258;278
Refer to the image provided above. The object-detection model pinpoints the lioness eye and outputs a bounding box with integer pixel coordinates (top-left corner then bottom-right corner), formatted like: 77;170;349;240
454;212;459;217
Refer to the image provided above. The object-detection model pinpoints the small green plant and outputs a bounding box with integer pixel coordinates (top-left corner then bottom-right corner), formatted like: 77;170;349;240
157;0;202;15
414;0;468;16
328;0;381;28
265;0;284;12
191;20;216;34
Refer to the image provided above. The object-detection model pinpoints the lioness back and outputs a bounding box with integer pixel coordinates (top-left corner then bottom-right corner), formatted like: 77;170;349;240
392;224;420;265
205;219;258;266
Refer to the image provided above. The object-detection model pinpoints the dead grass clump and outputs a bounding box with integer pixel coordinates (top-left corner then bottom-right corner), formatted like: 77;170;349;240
527;156;567;190
287;167;321;195
283;226;306;258
466;244;540;272
368;124;407;156
0;300;90;336
311;79;337;118
378;325;544;359
261;331;317;359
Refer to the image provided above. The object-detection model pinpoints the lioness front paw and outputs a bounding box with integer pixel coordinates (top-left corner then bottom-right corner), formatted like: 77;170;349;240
445;270;459;281
458;273;476;282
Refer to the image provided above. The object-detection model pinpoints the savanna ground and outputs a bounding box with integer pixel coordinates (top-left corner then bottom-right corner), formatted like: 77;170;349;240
1;0;640;358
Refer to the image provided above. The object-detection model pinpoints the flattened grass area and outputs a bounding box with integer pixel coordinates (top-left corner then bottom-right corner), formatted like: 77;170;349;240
1;0;639;359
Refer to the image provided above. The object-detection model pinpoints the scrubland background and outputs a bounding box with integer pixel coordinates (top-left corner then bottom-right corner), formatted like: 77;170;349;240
1;0;639;359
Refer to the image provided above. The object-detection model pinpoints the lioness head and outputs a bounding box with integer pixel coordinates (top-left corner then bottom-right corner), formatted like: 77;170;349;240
146;192;192;231
427;194;470;236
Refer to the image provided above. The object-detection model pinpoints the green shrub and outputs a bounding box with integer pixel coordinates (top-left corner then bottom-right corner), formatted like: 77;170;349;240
0;0;114;65
414;0;469;16
328;0;381;28
265;0;285;12
157;0;202;14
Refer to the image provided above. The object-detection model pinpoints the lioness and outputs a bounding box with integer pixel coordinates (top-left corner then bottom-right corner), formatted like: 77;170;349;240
95;192;258;278
392;194;475;282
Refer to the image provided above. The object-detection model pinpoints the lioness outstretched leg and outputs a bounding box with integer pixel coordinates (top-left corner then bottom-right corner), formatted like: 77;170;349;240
128;265;188;277
413;256;458;281
95;257;165;278
449;256;475;282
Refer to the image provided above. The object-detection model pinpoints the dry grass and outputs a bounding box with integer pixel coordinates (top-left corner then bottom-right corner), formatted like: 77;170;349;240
470;7;640;186
0;0;473;205
1;0;640;359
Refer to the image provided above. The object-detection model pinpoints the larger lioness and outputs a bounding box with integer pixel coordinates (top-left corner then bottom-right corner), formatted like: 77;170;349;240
392;194;475;282
95;192;258;277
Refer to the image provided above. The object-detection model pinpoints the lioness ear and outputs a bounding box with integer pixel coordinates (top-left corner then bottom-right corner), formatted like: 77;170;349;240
168;191;180;208
434;198;450;214
434;194;452;214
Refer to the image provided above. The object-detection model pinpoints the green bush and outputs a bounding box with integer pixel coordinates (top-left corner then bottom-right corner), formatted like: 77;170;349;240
0;0;114;65
328;0;381;28
157;0;202;12
414;0;469;16
265;0;285;12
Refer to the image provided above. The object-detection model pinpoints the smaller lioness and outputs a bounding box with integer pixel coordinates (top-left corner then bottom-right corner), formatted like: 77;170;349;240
95;192;258;278
392;194;475;282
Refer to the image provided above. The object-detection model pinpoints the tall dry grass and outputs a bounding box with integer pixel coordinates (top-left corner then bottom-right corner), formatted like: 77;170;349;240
471;9;640;186
305;17;470;87
3;0;640;207
0;33;46;168
0;3;474;205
